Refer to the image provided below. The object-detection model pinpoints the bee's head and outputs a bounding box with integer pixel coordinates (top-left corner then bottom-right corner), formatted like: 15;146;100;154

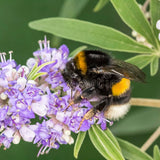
62;59;80;87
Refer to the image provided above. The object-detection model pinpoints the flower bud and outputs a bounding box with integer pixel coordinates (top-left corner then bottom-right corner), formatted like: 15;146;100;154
0;92;8;100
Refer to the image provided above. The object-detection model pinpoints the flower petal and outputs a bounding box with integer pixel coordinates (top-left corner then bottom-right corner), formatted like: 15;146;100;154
19;126;35;142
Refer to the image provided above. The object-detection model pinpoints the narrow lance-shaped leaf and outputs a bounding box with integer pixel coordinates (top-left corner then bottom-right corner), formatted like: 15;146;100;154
126;55;153;69
74;131;86;159
29;18;154;54
32;72;47;80
150;0;160;40
111;0;159;49
28;61;56;80
117;138;153;160
27;62;39;80
150;56;159;76
28;62;38;78
88;127;117;160
88;125;124;160
69;45;87;57
153;145;160;160
93;0;109;12
52;0;89;47
104;128;121;151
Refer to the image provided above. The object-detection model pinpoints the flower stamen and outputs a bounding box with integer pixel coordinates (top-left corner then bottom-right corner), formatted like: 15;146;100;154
0;53;4;62
2;52;6;62
38;40;43;51
8;51;13;61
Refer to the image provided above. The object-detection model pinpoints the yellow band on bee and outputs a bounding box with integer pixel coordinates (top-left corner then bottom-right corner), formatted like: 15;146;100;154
112;78;130;96
75;51;87;75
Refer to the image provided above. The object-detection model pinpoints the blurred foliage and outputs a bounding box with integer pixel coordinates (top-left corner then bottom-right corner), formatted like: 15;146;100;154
93;0;109;12
0;0;160;160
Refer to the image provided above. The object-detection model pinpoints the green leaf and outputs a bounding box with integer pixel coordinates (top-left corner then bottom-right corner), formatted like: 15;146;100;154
93;0;109;12
29;18;154;53
150;56;159;76
111;108;160;136
104;128;121;151
125;55;153;69
117;138;153;160
111;0;158;49
153;145;160;160
69;45;87;57
32;72;47;80
59;0;89;18
89;127;113;160
74;131;86;159
27;61;56;80
88;125;124;160
52;0;89;47
27;62;38;80
150;0;160;40
28;62;38;77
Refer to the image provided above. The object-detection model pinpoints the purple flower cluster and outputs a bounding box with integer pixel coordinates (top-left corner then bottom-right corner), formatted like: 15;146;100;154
0;37;112;156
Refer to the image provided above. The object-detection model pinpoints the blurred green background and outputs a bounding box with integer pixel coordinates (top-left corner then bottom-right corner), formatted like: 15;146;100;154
0;0;159;159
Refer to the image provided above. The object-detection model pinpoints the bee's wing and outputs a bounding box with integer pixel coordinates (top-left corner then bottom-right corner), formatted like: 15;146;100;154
91;59;145;82
111;59;145;82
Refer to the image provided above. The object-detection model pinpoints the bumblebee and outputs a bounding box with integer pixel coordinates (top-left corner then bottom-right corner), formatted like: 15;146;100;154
62;50;145;129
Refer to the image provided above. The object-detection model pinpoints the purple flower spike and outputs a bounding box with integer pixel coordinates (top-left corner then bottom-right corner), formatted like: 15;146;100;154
0;37;113;157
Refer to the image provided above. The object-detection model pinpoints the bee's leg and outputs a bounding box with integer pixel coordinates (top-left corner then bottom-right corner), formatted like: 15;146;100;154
65;87;96;110
78;108;96;130
74;86;98;103
65;89;81;110
78;97;112;130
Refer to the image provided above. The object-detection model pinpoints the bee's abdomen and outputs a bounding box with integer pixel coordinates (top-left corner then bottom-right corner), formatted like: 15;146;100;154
104;88;131;120
104;103;130;120
111;78;130;96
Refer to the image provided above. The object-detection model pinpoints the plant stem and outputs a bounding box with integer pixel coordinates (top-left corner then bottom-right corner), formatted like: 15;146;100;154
142;0;150;13
131;97;160;151
130;98;160;108
141;126;160;152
